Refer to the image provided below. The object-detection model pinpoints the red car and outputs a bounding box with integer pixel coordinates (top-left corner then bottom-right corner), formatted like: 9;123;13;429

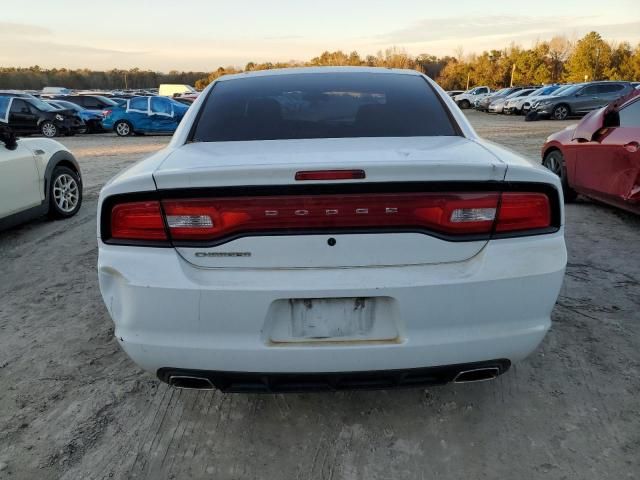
542;90;640;214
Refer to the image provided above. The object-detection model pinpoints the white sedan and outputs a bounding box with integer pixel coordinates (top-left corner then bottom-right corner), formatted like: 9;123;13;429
98;67;566;392
0;124;82;229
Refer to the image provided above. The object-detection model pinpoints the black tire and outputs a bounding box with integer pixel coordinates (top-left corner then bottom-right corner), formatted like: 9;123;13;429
40;121;58;138
459;99;470;109
48;166;82;219
542;150;577;202
551;104;570;121
114;120;133;137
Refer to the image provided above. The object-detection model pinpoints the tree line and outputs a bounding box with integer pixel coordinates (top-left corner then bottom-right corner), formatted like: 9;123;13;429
1;32;638;91
436;32;640;89
195;32;640;90
193;48;454;89
0;67;207;90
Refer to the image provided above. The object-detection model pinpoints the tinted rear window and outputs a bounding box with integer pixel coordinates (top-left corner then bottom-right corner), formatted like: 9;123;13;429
191;73;457;142
597;84;624;94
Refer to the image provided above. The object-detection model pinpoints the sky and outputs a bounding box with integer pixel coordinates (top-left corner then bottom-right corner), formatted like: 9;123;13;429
2;0;640;72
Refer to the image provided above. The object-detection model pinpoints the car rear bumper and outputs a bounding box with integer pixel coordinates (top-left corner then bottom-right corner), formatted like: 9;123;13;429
157;359;512;392
85;119;105;132
98;231;566;377
101;118;115;130
57;119;86;134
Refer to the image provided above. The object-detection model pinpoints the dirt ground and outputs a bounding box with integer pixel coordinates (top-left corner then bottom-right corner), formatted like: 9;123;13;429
0;111;639;480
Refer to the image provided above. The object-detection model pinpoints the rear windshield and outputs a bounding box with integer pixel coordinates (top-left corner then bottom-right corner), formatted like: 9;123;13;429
191;73;457;142
29;98;56;112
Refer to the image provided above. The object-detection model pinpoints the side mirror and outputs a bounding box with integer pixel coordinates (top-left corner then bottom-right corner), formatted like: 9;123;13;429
572;108;617;142
603;110;620;128
0;125;18;150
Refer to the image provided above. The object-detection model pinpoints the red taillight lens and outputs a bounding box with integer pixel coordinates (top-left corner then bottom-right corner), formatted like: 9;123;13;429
162;193;501;242
102;109;112;117
295;170;366;181
104;190;555;245
495;193;551;232
110;201;167;240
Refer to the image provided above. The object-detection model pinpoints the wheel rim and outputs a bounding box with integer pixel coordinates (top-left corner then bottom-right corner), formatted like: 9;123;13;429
53;174;79;213
545;153;562;177
116;122;130;136
554;106;567;120
42;123;56;137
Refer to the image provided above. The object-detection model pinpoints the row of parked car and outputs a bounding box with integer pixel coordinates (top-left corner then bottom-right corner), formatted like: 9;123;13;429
448;81;640;120
0;86;198;138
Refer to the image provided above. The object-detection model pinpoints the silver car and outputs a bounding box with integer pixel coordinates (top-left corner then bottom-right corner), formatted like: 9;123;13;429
533;81;634;120
523;84;576;114
492;88;537;114
505;86;560;114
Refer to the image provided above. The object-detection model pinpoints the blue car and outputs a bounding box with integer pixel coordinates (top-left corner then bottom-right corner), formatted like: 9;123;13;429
102;96;189;136
46;100;105;133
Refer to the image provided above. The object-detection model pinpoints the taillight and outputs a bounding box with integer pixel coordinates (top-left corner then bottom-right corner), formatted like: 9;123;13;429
495;193;551;233
110;201;167;240
102;109;112;117
162;193;501;243
103;189;556;245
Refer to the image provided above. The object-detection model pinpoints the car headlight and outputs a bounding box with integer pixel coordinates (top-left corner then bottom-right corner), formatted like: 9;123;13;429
55;114;64;121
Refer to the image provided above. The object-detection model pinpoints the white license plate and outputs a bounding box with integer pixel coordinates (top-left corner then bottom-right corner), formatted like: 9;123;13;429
267;297;399;343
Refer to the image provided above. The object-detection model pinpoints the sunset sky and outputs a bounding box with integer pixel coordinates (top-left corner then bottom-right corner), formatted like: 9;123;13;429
2;0;639;71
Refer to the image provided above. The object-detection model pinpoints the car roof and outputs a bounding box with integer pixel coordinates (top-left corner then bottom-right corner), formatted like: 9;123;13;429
215;66;424;82
585;80;630;86
0;91;32;97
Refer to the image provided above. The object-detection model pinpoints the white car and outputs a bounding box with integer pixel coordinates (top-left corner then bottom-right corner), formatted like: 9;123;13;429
453;86;491;109
97;67;566;392
0;124;82;229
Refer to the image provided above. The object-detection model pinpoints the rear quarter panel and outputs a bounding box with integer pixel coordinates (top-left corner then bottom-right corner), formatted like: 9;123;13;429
97;148;176;238
481;139;565;225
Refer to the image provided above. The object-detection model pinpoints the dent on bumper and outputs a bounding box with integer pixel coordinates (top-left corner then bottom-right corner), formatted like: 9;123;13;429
98;232;566;374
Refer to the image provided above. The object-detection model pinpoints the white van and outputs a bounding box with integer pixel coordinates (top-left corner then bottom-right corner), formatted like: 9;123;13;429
41;87;72;97
158;84;197;97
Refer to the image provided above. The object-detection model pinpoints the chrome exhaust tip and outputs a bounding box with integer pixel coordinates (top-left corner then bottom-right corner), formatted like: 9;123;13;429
168;375;215;390
453;367;500;383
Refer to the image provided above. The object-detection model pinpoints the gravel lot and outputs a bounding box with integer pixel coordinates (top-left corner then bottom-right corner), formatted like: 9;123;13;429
0;111;639;479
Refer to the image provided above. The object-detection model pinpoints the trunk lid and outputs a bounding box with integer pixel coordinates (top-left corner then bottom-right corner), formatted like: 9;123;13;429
153;137;506;269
